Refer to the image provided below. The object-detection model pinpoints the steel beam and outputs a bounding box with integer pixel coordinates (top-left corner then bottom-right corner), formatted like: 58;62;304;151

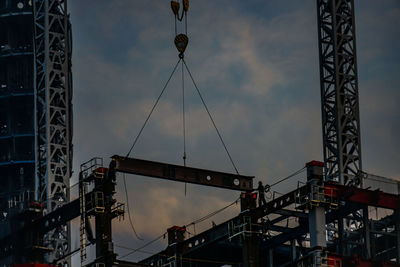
140;188;376;266
248;184;308;219
112;155;254;191
273;209;308;219
325;182;400;210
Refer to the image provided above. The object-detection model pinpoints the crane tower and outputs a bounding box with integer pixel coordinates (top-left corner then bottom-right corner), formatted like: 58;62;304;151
0;0;72;265
317;0;362;186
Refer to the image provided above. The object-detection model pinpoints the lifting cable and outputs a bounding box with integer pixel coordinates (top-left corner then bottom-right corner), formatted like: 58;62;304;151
121;0;241;243
126;0;240;173
125;58;181;158
181;60;188;195
183;59;240;175
182;61;187;167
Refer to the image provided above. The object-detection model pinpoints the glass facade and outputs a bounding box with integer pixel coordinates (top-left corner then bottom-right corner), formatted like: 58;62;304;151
0;0;35;214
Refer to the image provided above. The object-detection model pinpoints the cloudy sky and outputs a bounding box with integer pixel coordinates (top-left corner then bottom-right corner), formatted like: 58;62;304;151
67;0;399;264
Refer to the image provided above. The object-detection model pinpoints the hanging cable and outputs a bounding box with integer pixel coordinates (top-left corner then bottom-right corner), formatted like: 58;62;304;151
118;196;239;259
116;244;240;265
174;12;177;36
123;173;143;240
266;166;306;192
185;197;239;227
125;58;181;158
183;59;240;175
118;232;167;259
185;6;188;35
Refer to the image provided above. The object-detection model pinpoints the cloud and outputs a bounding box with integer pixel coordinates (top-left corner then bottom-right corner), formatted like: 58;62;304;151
68;0;399;263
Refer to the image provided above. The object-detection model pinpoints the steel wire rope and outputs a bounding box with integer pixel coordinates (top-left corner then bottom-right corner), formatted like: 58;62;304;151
122;173;144;240
182;61;187;167
118;232;167;259
181;60;188;195
268;166;306;189
185;197;239;227
182;59;240;175
51;247;80;264
115;244;240;265
117;196;239;259
125;58;182;158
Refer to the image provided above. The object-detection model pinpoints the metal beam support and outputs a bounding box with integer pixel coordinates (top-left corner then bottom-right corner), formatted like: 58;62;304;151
240;200;259;267
396;211;400;264
309;206;326;248
268;249;273;267
141;184;398;266
273;209;308;219
112;155;254;191
242;234;259;267
290;239;297;262
325;182;400;210
363;207;371;259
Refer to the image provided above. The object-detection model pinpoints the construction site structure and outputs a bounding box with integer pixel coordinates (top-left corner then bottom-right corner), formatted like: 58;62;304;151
0;1;399;267
1;155;399;267
0;0;72;265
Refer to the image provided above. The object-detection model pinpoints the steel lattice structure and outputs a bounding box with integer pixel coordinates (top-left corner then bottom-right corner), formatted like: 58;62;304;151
33;0;72;264
316;0;362;186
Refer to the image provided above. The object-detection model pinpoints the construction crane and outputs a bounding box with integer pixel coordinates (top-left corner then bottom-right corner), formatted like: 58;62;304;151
317;0;362;187
1;1;399;267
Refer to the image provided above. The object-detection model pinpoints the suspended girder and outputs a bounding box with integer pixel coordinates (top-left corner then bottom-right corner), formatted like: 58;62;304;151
111;155;254;191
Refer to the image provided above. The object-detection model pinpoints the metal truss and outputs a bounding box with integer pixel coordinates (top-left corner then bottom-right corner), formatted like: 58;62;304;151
33;0;72;264
316;0;362;186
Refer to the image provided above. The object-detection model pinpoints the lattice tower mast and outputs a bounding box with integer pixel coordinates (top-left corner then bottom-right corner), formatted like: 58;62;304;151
33;0;72;264
316;0;362;186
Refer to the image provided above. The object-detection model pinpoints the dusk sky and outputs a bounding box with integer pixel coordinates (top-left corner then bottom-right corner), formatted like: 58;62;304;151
67;0;399;264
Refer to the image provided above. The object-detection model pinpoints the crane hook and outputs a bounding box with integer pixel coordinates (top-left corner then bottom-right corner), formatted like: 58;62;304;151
174;33;188;58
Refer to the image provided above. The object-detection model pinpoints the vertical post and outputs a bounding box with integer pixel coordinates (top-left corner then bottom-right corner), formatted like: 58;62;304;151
291;239;297;262
306;161;326;248
363;207;371;259
309;206;326;248
240;193;259;267
397;182;400;263
396;211;400;264
268;249;273;267
242;235;259;267
167;225;185;267
370;220;376;260
94;162;117;266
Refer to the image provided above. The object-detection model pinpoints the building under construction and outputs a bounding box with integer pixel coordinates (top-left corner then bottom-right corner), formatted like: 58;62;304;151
0;0;399;267
0;0;72;265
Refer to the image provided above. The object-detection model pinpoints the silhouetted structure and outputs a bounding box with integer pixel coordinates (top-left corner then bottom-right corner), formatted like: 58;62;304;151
0;0;72;265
